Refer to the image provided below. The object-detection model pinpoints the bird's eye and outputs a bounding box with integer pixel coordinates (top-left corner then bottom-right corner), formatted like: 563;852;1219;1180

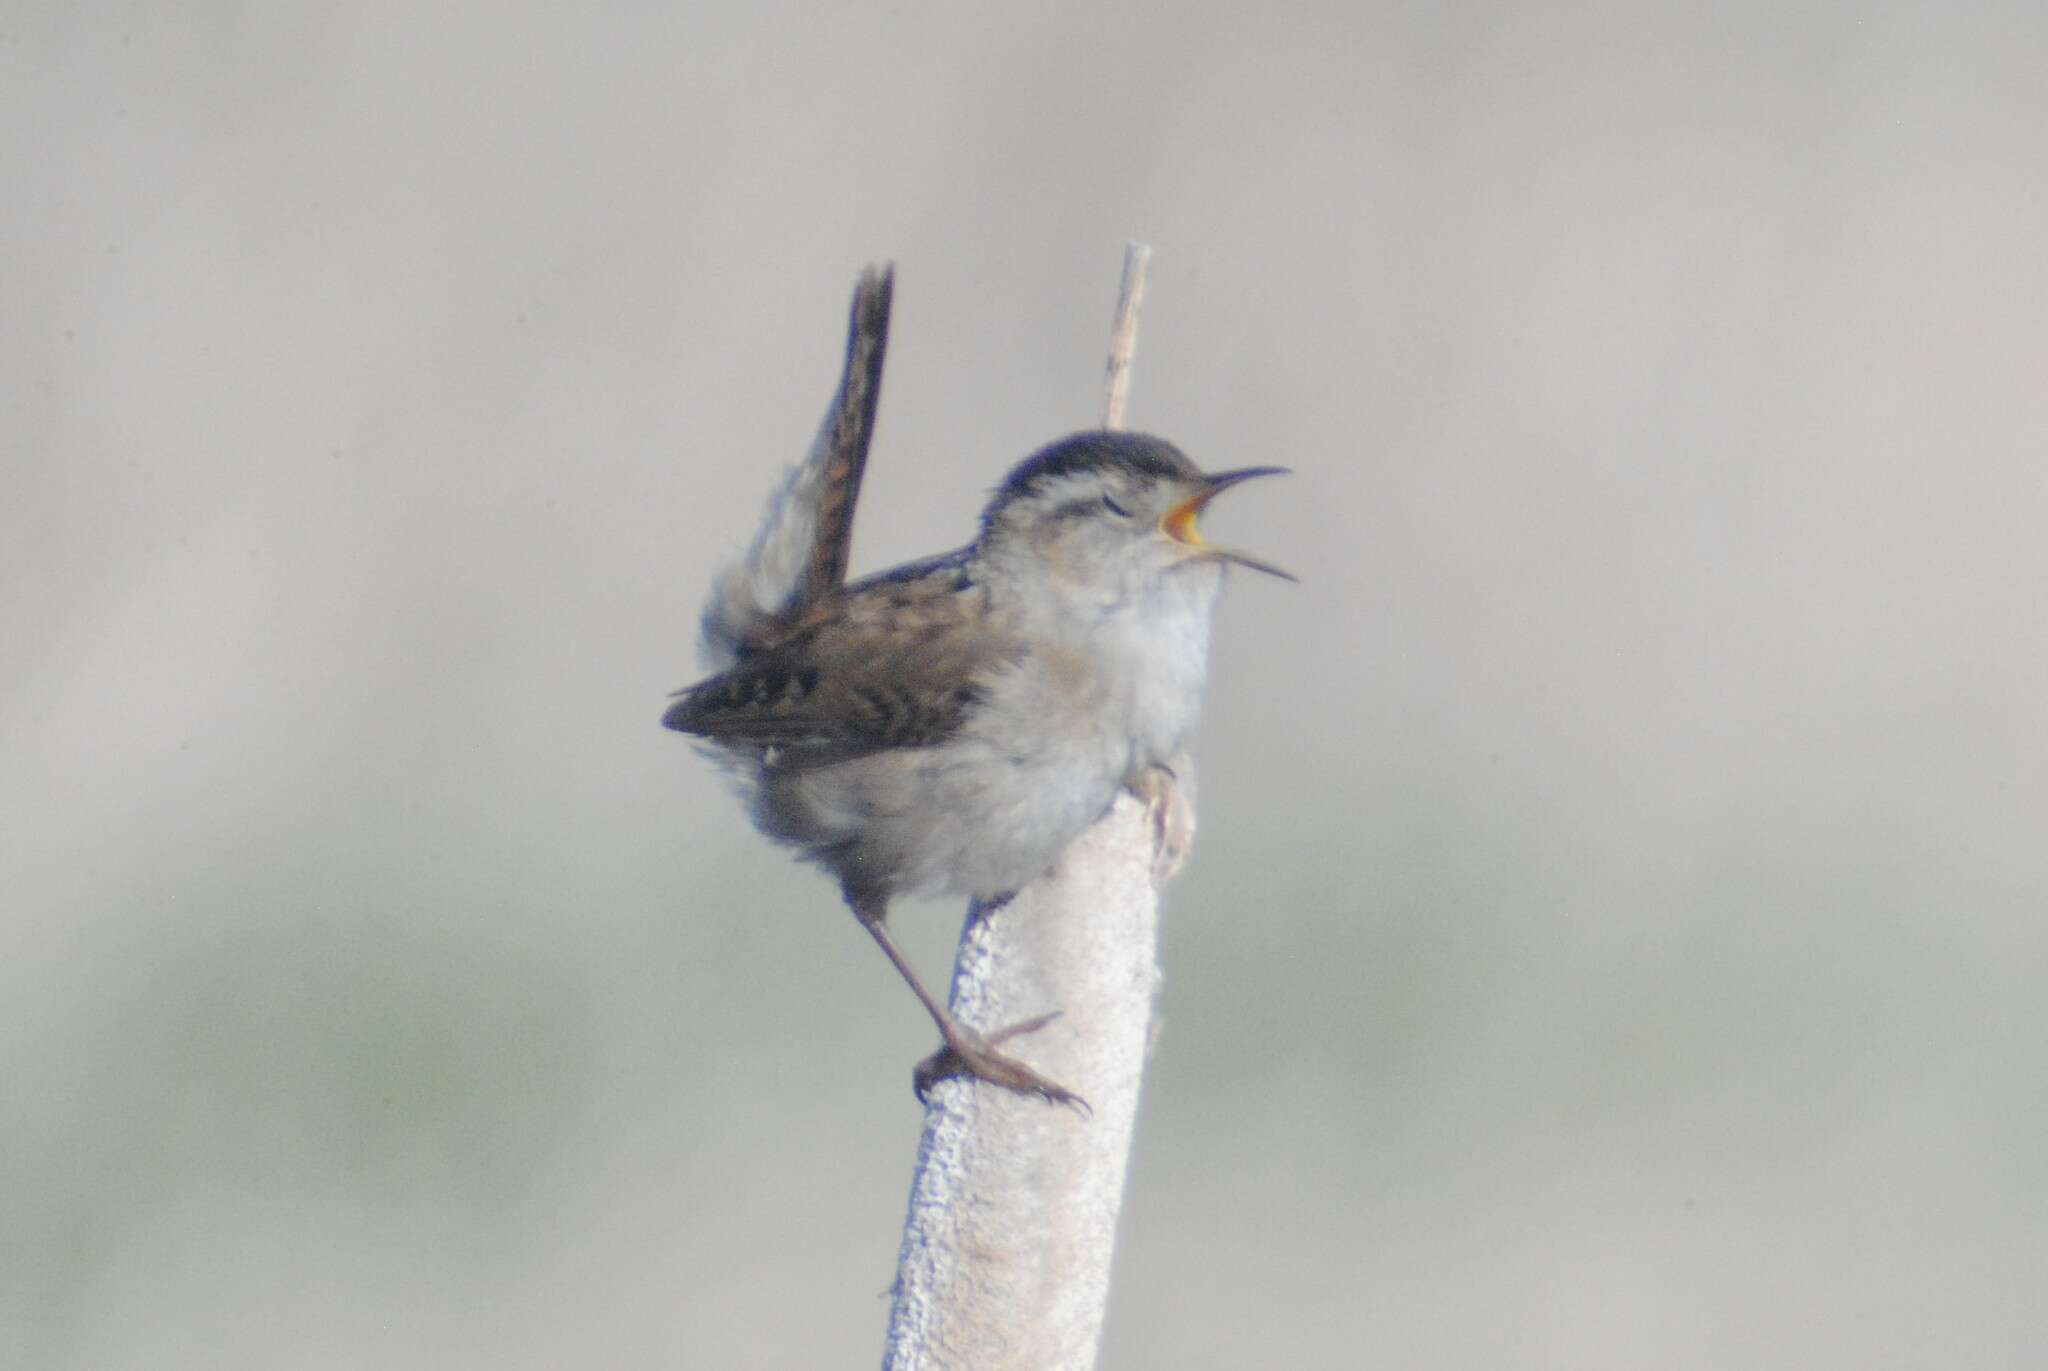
1101;495;1133;518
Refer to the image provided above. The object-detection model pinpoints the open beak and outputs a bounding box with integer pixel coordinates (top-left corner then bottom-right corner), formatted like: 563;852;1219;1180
1160;466;1297;581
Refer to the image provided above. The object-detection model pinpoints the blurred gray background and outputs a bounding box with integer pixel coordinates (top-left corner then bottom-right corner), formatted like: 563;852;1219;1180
6;3;2045;1367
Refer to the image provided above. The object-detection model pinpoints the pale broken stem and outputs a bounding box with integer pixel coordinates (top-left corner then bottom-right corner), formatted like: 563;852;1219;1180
1100;241;1151;430
883;245;1182;1371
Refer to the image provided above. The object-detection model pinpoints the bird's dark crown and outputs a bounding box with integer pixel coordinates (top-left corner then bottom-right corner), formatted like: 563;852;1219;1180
980;431;1198;531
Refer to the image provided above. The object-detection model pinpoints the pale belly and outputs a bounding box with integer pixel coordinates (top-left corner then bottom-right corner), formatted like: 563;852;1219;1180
763;700;1130;903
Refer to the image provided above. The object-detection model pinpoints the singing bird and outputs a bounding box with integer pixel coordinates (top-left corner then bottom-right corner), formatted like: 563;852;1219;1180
664;267;1289;1105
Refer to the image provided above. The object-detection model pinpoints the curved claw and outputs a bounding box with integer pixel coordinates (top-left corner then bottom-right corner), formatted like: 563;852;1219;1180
913;1013;1090;1115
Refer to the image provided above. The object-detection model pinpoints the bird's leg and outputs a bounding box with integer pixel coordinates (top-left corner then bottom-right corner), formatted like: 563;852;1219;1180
853;903;1088;1112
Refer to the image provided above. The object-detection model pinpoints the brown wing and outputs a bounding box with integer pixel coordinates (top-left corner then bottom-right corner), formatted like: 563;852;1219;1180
664;551;1009;767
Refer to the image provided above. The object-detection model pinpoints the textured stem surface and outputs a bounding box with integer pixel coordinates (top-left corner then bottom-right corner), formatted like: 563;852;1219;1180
884;792;1171;1369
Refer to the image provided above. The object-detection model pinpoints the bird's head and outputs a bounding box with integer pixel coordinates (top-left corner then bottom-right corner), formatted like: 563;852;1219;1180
977;432;1292;608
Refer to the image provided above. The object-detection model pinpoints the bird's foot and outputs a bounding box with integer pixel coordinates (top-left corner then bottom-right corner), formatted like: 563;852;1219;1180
1125;759;1196;882
914;1012;1090;1114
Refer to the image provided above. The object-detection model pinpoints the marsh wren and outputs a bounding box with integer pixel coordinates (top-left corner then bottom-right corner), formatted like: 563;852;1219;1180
663;267;1289;1106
